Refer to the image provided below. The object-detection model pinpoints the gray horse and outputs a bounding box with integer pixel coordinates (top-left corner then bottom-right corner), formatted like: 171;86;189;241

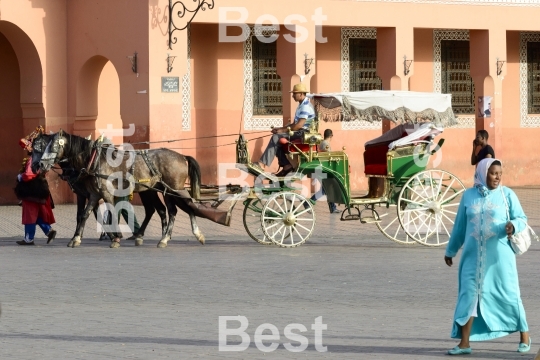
30;132;169;243
35;130;204;248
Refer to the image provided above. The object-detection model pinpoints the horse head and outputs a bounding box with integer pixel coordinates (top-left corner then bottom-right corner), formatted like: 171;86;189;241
30;132;52;173
38;129;70;172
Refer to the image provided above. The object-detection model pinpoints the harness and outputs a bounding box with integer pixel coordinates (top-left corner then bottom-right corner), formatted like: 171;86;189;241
49;132;192;200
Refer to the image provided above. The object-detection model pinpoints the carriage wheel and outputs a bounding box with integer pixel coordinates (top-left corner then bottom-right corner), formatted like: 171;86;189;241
243;198;273;245
397;170;465;247
373;203;417;245
261;192;315;248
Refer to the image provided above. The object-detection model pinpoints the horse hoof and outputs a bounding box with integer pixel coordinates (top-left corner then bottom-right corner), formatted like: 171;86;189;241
72;241;81;248
110;241;120;249
197;235;205;245
135;239;144;246
67;241;73;247
157;241;167;248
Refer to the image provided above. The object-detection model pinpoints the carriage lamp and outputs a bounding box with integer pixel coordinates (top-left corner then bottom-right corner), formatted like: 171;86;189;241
304;53;314;75
167;53;177;73
403;55;413;76
496;57;505;76
127;52;138;74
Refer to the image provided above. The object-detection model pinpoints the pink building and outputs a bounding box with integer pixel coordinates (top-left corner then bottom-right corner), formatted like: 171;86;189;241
1;0;540;204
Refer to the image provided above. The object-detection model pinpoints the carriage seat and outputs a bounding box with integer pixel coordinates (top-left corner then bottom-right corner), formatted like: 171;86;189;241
363;132;408;176
278;137;317;154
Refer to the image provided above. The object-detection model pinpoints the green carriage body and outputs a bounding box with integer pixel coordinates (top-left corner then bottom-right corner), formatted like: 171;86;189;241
297;143;431;207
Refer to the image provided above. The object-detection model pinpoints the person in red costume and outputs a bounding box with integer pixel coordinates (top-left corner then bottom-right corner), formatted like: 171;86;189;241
14;137;57;246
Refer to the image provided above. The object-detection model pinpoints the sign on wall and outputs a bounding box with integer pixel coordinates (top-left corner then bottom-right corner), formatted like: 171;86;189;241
161;77;179;93
478;96;492;118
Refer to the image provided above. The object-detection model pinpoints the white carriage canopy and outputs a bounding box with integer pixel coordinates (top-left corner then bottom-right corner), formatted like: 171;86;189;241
364;122;444;150
310;91;457;127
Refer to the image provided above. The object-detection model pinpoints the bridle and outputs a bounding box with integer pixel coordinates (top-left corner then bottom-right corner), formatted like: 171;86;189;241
40;129;68;170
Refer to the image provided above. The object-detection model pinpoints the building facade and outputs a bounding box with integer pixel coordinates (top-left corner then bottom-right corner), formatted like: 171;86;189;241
1;0;540;204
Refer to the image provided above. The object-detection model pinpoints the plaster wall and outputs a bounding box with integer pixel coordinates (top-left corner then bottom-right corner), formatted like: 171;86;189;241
66;0;149;142
2;0;540;206
0;0;67;204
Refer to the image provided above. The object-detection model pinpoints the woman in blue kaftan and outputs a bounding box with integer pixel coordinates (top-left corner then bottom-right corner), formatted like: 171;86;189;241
444;158;531;355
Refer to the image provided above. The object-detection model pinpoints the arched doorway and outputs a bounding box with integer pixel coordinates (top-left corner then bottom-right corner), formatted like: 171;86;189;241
75;56;122;144
96;62;122;144
0;21;44;205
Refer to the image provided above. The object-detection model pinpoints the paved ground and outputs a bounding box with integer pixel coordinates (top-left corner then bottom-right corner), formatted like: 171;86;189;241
1;189;540;359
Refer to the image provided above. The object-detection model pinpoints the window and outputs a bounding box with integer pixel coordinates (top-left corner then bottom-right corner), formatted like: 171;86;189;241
527;42;540;114
252;37;282;116
440;40;475;115
349;38;382;91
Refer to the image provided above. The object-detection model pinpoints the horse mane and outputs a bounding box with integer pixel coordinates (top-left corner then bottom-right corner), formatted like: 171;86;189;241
65;134;93;169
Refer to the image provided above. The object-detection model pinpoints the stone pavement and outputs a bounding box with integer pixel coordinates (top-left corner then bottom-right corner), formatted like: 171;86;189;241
1;188;540;359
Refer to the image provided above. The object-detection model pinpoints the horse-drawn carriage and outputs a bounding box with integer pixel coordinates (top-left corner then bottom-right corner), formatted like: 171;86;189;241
33;90;464;249
238;90;465;248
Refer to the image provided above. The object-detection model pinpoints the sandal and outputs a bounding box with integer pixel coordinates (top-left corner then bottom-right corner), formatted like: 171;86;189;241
517;337;531;353
447;346;472;355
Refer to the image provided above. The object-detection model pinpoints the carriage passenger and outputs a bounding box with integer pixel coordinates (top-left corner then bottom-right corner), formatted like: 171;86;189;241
14;135;57;245
253;83;315;177
307;129;339;213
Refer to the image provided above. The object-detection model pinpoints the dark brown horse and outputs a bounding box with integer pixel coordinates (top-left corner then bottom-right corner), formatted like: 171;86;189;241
34;130;204;248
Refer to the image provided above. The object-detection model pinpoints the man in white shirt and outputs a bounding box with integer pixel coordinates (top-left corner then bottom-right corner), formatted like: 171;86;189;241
254;83;315;177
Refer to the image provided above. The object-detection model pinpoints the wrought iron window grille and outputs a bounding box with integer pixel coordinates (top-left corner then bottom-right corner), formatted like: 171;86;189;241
527;41;540;114
252;37;283;116
168;0;214;50
441;40;475;115
349;38;382;92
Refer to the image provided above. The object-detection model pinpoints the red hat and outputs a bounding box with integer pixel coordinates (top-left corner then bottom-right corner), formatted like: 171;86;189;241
19;138;32;151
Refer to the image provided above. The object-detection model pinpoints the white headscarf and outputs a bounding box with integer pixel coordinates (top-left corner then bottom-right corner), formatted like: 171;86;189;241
474;158;501;196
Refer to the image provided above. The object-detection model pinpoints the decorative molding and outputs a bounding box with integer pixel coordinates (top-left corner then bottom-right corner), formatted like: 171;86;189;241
243;25;283;131
451;116;476;129
334;0;540;6
182;25;192;131
433;29;475;129
341;27;379;130
520;32;540;128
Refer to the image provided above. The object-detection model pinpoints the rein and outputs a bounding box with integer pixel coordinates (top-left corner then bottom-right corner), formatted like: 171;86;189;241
96;134;271;151
123;131;269;147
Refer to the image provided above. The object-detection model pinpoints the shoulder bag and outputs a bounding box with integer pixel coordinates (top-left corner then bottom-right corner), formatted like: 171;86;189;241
501;187;538;255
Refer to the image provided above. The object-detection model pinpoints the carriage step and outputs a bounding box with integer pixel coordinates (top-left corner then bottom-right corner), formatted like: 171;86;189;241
360;216;381;224
341;215;361;221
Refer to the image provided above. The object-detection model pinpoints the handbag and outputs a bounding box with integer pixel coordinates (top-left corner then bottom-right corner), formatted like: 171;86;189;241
501;187;539;255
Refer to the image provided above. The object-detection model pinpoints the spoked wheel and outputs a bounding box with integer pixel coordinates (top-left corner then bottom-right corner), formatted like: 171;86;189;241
261;192;315;248
243;198;273;245
397;169;465;247
373;203;417;245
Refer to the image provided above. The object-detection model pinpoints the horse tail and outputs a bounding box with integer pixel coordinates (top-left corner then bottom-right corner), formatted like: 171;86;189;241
186;155;201;200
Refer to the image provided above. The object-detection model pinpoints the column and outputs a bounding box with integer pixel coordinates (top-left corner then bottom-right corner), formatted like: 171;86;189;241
470;29;506;157
377;26;414;133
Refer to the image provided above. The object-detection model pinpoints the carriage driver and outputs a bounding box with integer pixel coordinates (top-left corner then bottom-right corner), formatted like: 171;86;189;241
252;83;316;177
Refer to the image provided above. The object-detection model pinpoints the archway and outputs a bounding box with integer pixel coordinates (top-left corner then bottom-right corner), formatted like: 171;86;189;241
0;21;44;205
75;56;122;144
